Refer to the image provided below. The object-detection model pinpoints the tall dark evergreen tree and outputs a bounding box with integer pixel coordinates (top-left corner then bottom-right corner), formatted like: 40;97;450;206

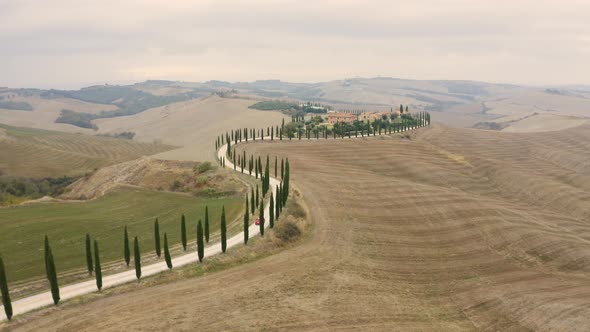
44;235;50;281
275;185;281;220
251;187;256;212
154;218;161;258
205;206;210;243
164;233;172;269
281;158;284;179
274;156;278;177
283;159;290;205
134;236;141;280
181;214;187;251
124;226;130;266
93;240;102;291
264;155;270;196
269;192;274;228
221;206;227;253
197;220;204;262
244;196;250;244
46;245;60;305
259;200;265;236
0;255;13;320
256;184;259;208
85;233;93;275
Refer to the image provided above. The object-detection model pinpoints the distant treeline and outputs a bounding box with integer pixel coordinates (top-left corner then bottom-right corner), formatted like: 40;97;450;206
249;100;328;114
0;101;33;111
97;131;136;140
55;110;97;129
0;175;79;206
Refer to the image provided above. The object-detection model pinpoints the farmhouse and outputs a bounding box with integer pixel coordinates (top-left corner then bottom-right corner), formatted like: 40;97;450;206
327;112;357;124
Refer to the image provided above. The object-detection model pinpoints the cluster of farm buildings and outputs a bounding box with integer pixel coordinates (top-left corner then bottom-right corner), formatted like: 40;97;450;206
326;108;408;124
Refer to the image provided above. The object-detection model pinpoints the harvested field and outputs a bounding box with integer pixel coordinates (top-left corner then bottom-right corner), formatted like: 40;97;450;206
0;124;174;177
8;124;590;331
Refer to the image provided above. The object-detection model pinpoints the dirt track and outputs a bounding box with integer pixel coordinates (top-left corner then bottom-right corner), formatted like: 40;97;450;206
9;124;590;331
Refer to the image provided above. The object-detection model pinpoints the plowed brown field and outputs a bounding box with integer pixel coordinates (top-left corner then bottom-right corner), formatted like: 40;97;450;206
10;124;590;331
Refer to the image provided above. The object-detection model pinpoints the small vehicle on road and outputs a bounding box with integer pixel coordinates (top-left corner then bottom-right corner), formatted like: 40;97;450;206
255;217;260;225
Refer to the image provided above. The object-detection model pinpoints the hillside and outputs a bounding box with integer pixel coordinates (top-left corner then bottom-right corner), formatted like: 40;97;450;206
95;95;288;161
13;124;590;331
0;96;116;133
0;124;174;178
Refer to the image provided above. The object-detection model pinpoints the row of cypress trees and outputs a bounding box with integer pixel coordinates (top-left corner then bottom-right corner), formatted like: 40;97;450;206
216;110;430;154
0;205;226;319
3;118;302;321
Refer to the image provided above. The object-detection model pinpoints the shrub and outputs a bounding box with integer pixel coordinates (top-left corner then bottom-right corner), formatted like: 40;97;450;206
197;162;212;173
273;221;301;242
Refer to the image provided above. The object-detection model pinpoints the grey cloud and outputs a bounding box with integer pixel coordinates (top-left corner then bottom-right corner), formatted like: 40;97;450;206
0;0;589;88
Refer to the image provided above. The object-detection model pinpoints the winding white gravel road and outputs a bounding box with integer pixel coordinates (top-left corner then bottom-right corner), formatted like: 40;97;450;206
1;123;421;321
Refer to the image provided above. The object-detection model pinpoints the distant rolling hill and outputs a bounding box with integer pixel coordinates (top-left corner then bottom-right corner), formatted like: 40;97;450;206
0;124;174;178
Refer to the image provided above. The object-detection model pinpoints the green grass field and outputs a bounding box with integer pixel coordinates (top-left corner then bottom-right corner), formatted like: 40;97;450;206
0;187;242;282
0;123;174;178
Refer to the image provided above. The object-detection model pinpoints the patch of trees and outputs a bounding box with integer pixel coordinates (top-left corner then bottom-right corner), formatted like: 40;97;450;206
0;101;33;111
55;109;97;129
97;132;136;140
249;100;299;111
248;100;329;114
0;175;78;205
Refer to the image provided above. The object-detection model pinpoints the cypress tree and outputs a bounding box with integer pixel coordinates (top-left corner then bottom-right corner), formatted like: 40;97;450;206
251;187;256;212
264;155;270;195
256;184;259;208
259;200;265;236
93;240;102;291
244;196;250;244
197;220;204;262
154;218;161;258
46;246;60;305
0;255;13;320
281;158;284;179
85;233;93;275
164;233;172;269
205;206;210;243
274;156;278;178
221;206;227;253
134;236;141;280
44;235;50;280
269;192;274;228
283;159;290;205
275;185;280;220
181;214;187;251
124;226;130;266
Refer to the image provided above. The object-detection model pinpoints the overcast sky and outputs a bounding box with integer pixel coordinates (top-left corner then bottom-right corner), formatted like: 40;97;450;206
1;0;589;89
